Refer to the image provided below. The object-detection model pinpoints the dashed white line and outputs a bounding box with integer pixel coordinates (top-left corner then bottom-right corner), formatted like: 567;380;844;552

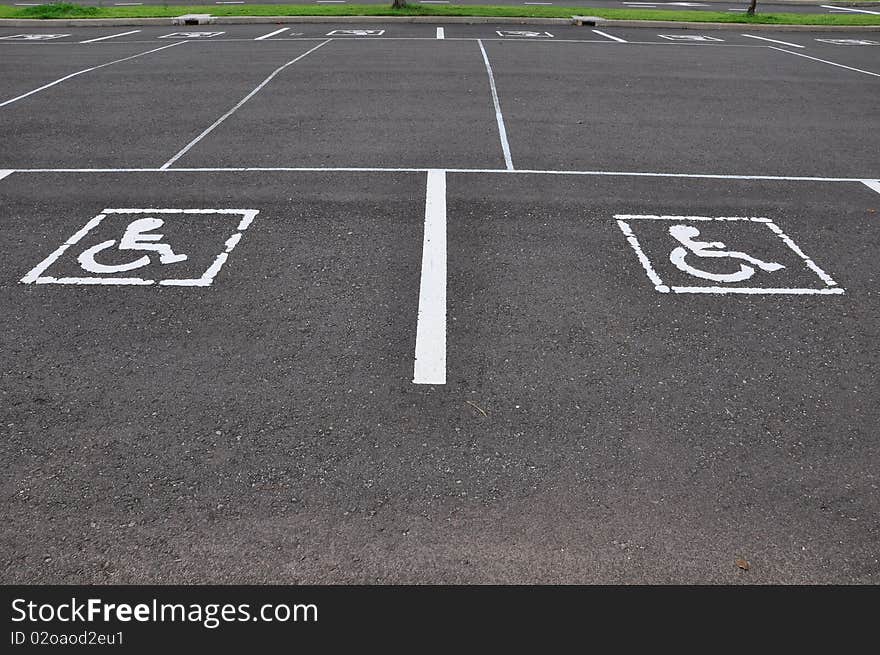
255;27;289;40
478;39;514;171
413;169;447;385
160;39;332;169
436;27;445;39
768;46;880;78
0;41;186;109
820;4;880;14
741;34;804;48
80;30;141;44
592;29;627;43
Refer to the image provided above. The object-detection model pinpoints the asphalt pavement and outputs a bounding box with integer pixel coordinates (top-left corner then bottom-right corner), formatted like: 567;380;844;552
1;24;878;584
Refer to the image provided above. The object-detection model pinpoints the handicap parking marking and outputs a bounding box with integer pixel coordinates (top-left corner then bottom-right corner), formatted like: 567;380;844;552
158;32;226;39
0;34;71;41
20;208;257;287
815;39;880;46
615;214;843;295
658;34;724;42
326;29;385;37
496;31;555;38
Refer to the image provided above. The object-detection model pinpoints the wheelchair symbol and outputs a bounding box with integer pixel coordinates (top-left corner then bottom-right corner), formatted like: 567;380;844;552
77;218;188;274
668;224;785;284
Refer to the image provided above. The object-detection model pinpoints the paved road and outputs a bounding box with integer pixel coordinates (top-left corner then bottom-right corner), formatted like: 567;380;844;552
1;24;878;584
3;0;880;17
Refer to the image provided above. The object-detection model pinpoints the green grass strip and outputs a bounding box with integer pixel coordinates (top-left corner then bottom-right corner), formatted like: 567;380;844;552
1;3;879;25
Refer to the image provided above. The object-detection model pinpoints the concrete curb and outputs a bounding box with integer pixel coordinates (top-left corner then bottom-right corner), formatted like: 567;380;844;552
0;14;878;30
574;16;880;30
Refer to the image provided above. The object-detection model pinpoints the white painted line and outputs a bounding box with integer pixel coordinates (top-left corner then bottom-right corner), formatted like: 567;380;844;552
420;1;450;3
616;220;668;292
863;180;880;196
820;4;880;14
20;213;108;284
6;167;878;184
114;3;144;6
762;220;839;287
80;30;141;44
767;46;880;78
728;8;747;11
255;27;289;40
160;39;331;169
0;41;185;109
0;170;13;182
524;2;553;4
216;1;245;3
317;1;346;3
592;29;627;43
436;27;445;39
741;34;804;48
413;169;447;385
477;39;514;171
670;286;844;295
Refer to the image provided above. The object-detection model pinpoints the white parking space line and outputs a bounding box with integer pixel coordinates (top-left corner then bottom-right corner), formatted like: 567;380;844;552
820;4;880;14
0;41;186;109
592;30;627;43
478;40;514;171
80;30;141;44
160;39;332;169
255;27;289;40
0;170;13;182
413;169;447;385
436;27;445;39
115;3;143;5
741;34;804;48
768;46;880;78
6;167;876;184
864;180;880;196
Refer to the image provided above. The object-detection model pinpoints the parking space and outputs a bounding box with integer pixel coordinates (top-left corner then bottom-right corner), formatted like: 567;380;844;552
0;41;343;168
1;26;879;583
171;39;505;169
482;39;879;176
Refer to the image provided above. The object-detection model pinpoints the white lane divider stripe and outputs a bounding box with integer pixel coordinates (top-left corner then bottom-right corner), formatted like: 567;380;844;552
160;39;332;169
592;29;627;43
413;169;447;385
478;39;514;171
0;41;186;109
80;30;141;43
820;4;880;14
741;34;804;48
767;46;880;77
255;27;289;40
